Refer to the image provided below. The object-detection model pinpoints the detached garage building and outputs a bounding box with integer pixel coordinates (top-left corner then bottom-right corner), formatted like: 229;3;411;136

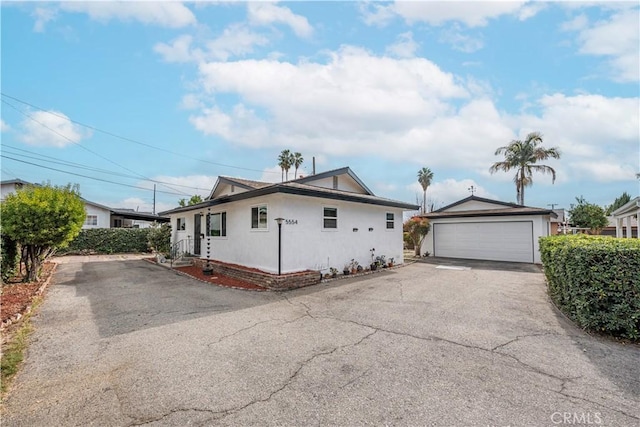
420;196;557;264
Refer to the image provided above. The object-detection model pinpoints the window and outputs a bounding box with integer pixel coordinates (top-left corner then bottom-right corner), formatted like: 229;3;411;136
251;205;268;229
386;213;395;229
84;215;98;226
113;219;122;228
323;207;338;229
208;212;227;237
177;217;186;231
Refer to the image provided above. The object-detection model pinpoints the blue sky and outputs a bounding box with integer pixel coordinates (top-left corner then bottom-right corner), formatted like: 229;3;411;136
1;1;638;214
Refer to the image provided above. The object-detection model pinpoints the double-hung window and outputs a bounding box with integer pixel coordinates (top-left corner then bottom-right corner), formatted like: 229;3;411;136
323;207;338;229
386;213;395;229
84;215;98;226
208;212;227;237
251;205;268;229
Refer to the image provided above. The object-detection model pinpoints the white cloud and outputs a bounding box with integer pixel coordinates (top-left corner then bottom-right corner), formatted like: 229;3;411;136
0;119;10;132
206;23;270;61
260;165;283;183
571;161;637;182
439;25;484;53
247;2;313;38
564;8;640;82
385;32;419;58
145;175;217;199
408;179;498;209
363;1;536;28
18;110;91;147
154;34;201;63
59;1;196;28
32;7;57;32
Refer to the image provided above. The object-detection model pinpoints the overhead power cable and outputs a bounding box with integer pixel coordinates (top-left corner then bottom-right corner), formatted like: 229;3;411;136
1;98;191;196
1;155;187;196
1;92;280;175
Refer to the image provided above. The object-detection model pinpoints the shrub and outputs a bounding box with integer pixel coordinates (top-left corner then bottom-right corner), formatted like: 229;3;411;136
539;234;640;340
60;228;153;255
147;223;171;254
1;235;20;282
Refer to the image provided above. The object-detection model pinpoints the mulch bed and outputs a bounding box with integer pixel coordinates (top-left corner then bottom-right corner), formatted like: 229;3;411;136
1;262;57;327
170;264;268;291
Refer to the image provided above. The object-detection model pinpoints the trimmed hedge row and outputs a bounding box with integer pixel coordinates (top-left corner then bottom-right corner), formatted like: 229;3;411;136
539;234;640;340
60;228;153;255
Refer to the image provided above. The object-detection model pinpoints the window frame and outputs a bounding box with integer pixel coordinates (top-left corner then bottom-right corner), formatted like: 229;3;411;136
84;215;98;226
251;204;269;230
386;212;395;230
207;211;227;237
177;217;186;231
322;206;338;230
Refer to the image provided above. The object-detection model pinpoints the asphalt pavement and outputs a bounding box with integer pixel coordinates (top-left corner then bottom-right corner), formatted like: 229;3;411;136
2;256;639;426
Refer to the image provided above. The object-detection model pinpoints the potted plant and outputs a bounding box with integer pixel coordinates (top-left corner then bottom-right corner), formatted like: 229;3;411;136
343;263;351;275
375;255;386;269
330;267;338;278
388;257;395;268
350;259;359;274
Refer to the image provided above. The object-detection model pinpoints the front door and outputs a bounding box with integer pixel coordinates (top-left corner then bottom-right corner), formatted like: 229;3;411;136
194;214;202;255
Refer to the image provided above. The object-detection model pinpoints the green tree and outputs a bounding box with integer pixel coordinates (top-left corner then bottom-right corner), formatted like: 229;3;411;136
489;132;561;206
606;191;631;215
569;196;608;234
403;217;431;256
278;149;294;181
417;167;434;214
1;183;85;281
178;195;203;207
293;152;304;179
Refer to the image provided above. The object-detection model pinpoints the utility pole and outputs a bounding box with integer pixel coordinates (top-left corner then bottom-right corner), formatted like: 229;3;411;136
153;184;156;215
548;203;558;209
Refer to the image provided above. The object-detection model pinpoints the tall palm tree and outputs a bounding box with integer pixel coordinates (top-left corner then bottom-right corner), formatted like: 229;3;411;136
293;152;304;179
417;167;434;214
489;132;561;206
278;149;294;181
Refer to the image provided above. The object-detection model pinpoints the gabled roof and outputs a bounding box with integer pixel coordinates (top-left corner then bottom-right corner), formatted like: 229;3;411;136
207;176;272;200
160;173;418;215
0;178;37;186
291;167;374;195
611;196;640;218
423;195;556;219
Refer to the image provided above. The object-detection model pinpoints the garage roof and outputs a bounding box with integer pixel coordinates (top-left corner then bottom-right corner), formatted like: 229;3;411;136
422;196;557;219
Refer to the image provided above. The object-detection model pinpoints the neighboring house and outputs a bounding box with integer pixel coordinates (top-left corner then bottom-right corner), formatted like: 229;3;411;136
1;179;168;229
420;196;557;264
610;196;640;238
159;167;418;278
550;209;566;235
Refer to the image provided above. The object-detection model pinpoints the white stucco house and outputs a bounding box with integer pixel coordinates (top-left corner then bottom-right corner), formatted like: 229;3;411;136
159;167;418;279
420;196;557;264
1;179;168;229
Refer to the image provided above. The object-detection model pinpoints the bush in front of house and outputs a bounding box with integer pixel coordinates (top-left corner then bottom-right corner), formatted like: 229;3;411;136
147;223;171;254
1;235;20;282
60;228;153;255
539;234;640;340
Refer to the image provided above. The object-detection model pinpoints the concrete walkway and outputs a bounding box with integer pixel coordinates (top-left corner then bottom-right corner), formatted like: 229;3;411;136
3;257;639;426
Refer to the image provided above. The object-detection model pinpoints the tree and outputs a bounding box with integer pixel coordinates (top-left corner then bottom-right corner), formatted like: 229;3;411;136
278;149;294;181
293;152;304;179
1;183;85;281
417;167;434;213
606;191;631;215
178;195;203;207
569;196;608;234
489;132;560;206
403;217;431;256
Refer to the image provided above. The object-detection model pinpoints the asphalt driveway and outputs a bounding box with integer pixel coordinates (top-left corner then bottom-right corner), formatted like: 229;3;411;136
3;257;639;426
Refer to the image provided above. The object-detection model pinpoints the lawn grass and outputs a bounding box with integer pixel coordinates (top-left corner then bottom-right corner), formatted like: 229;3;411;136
1;295;42;398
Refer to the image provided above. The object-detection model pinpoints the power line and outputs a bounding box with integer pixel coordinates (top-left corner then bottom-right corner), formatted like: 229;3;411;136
2;144;212;191
1;92;280;175
1;155;188;196
1;98;191;196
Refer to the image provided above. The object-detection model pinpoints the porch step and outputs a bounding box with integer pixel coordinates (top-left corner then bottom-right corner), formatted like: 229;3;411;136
172;258;194;267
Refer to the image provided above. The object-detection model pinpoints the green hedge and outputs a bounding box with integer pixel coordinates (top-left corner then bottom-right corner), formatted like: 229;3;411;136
60;228;153;255
1;235;20;282
539;234;640;340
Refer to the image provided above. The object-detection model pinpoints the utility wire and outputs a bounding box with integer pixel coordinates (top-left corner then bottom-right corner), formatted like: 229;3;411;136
2;144;212;191
1;98;191;196
1;155;187;196
1;92;280;175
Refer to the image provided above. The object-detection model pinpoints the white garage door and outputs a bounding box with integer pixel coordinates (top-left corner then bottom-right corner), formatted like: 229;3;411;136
434;221;534;263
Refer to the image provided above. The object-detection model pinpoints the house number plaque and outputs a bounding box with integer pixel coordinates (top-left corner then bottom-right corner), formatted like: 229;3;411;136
285;219;298;225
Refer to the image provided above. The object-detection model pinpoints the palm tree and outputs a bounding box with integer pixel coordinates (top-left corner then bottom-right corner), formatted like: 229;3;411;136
278;149;294;181
293;152;304;179
489;132;560;206
417;167;434;214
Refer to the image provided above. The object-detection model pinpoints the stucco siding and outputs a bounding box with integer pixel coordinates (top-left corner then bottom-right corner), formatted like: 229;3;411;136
83;204;111;229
